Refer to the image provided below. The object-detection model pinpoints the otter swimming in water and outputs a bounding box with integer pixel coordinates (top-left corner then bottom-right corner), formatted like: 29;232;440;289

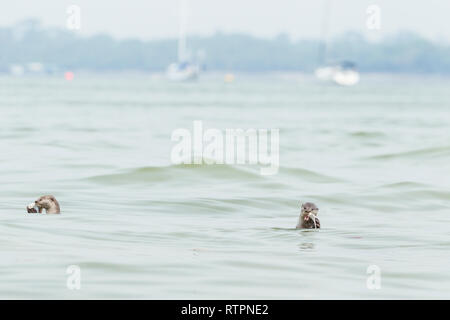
27;195;60;214
296;202;320;229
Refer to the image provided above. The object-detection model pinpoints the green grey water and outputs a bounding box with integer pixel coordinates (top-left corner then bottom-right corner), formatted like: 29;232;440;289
0;74;449;299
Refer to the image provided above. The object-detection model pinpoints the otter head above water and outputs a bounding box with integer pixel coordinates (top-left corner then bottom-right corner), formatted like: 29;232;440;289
27;195;60;214
296;202;320;229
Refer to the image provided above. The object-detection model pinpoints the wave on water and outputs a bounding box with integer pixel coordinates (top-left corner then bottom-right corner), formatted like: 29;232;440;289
280;167;344;183
367;145;450;160
87;163;264;185
348;130;386;138
376;181;429;189
87;163;343;186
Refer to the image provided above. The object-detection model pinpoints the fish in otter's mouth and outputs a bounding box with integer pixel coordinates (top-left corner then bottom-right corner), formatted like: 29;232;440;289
27;203;38;213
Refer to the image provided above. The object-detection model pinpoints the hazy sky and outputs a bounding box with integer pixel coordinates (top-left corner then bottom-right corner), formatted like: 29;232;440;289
2;0;449;41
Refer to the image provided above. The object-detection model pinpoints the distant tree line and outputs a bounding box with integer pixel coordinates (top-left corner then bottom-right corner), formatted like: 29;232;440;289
1;19;450;73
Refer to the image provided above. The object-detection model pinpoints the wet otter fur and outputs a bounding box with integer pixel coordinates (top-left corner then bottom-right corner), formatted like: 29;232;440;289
296;202;320;229
27;195;60;214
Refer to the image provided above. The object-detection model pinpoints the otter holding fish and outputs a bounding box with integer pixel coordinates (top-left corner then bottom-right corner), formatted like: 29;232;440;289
296;202;320;229
27;195;60;214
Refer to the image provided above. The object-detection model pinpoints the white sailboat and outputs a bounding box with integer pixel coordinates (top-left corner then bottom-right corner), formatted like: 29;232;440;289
166;0;200;81
315;61;360;86
315;0;360;86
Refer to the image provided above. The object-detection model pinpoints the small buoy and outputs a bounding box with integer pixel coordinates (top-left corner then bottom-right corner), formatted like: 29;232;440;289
64;71;74;81
224;73;235;83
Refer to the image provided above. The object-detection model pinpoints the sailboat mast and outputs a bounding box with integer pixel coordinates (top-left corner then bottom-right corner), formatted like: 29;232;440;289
318;0;332;65
178;0;188;62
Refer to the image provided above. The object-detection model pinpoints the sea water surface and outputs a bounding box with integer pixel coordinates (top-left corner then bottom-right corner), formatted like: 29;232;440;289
0;73;449;299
